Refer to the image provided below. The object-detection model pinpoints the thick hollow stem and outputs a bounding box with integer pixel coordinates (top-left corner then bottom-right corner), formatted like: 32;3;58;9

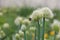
42;17;45;40
37;20;40;40
35;29;36;40
24;31;26;40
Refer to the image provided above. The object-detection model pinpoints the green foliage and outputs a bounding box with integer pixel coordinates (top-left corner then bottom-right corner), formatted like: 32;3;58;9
53;9;60;20
16;7;34;17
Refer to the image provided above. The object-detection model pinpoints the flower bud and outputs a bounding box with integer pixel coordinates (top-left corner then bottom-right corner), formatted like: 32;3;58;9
23;19;31;25
0;30;6;38
15;33;20;39
51;20;60;32
0;12;3;16
3;23;9;29
26;31;29;35
19;30;24;37
29;27;36;32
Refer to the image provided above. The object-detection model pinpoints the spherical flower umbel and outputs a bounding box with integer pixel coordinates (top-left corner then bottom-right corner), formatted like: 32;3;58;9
19;30;24;37
3;23;9;29
15;33;20;39
30;7;54;21
0;30;6;38
23;19;31;25
29;9;43;21
26;31;29;35
51;19;60;32
29;27;36;32
40;7;54;18
14;16;23;25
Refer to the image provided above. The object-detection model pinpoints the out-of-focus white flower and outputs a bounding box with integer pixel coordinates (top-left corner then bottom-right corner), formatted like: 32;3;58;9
56;31;60;39
44;39;47;40
19;30;24;37
23;19;31;25
29;27;36;32
3;23;9;29
14;16;23;25
51;19;60;31
22;38;24;40
21;25;26;31
0;12;3;16
45;18;49;21
26;31;29;35
0;30;6;38
15;33;20;39
51;19;60;28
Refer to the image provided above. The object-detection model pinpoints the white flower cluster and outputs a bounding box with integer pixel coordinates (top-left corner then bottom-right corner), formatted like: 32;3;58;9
51;19;60;29
40;7;54;18
19;30;24;38
30;7;54;21
29;27;36;32
51;19;60;32
0;30;6;38
0;12;3;16
14;16;23;25
15;16;31;26
15;30;24;39
15;33;20;39
3;23;10;29
23;19;31;25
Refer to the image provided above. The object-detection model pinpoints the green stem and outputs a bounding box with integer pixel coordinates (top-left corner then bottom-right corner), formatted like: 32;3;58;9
35;29;36;40
54;32;56;40
24;31;26;40
42;17;45;40
37;20;40;40
30;33;32;40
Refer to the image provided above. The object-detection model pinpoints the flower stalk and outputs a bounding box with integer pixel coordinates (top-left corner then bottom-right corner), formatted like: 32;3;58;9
37;20;40;40
35;29;36;40
24;31;26;40
42;17;45;40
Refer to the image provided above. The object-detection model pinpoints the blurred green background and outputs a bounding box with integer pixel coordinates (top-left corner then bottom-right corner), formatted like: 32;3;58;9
0;7;60;40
